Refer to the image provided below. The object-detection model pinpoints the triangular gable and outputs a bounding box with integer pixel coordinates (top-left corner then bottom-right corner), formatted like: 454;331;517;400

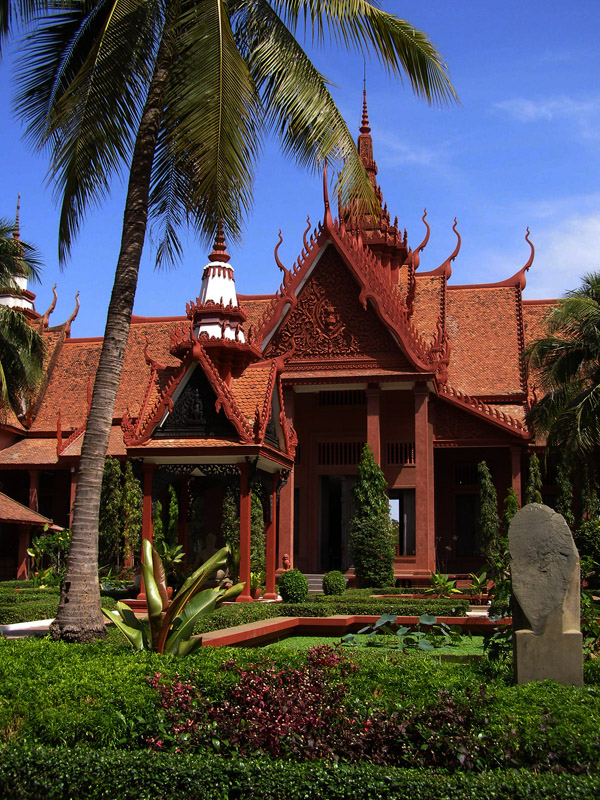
155;364;236;439
263;245;410;366
253;215;448;378
122;343;253;446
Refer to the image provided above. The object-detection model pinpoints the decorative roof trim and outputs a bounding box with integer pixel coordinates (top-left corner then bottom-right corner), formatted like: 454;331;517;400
438;382;530;438
420;218;461;279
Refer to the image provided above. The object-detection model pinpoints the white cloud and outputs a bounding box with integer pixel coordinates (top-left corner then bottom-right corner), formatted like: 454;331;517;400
493;95;600;141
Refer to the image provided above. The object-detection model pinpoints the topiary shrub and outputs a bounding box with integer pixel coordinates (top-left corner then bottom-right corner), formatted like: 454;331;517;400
278;568;308;603
349;516;395;588
322;570;346;596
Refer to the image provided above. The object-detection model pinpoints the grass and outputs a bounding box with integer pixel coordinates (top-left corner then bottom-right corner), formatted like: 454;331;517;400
264;634;485;655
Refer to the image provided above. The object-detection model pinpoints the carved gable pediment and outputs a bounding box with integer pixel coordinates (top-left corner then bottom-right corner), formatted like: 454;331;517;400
155;365;236;439
264;246;409;366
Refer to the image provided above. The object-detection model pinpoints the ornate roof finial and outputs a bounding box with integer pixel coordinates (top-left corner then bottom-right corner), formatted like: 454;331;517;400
64;291;80;337
13;194;21;241
360;63;370;135
523;227;535;272
208;220;230;263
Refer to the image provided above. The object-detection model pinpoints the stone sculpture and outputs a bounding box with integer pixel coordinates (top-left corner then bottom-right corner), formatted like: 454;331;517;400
509;503;583;686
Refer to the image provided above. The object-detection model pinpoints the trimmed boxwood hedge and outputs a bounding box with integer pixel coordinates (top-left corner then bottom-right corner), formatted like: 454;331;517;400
0;587;117;625
0;747;599;800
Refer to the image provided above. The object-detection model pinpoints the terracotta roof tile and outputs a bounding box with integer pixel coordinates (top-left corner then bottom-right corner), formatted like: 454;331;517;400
0;491;55;525
446;286;523;397
523;300;554;349
411;275;444;343
232;360;274;423
0;437;59;466
60;426;126;457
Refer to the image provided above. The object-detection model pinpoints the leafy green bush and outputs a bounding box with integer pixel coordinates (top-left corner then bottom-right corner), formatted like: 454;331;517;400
277;569;308;603
322;570;346;595
1;747;599;800
349;516;395;588
0;587;117;625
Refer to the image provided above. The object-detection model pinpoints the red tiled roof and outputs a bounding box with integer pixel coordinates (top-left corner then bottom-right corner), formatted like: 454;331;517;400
446;286;524;397
0;437;59;466
412;275;445;344
0;491;54;525
60;426;127;457
522;300;554;349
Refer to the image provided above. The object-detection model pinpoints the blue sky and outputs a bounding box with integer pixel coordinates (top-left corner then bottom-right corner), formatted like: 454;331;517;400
1;0;599;337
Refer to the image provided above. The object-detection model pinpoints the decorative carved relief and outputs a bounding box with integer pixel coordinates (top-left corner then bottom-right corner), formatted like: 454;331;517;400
265;249;401;361
155;367;236;438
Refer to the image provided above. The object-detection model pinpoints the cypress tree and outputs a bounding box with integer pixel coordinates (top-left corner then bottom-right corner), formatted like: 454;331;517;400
524;453;543;505
99;457;122;570
167;484;179;546
250;492;266;574
555;452;575;528
503;487;520;533
477;461;500;572
121;462;143;563
152;499;164;550
349;444;394;588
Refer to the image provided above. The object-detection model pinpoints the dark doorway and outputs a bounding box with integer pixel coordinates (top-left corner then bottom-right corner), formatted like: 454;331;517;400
319;476;354;571
389;489;416;556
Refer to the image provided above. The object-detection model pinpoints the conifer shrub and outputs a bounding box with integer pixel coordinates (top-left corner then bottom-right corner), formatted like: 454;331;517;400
121;462;143;563
277;569;308;603
524;453;543;505
322;570;346;596
555;452;575;528
350;444;395;588
99;457;122;568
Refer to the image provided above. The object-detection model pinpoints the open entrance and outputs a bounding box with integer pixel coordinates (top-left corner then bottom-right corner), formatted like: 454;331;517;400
319;475;355;571
389;489;416;556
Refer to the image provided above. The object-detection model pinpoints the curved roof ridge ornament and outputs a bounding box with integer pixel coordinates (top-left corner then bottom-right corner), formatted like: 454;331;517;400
410;209;430;270
274;230;291;282
302;216;311;252
64;291;80;337
143;336;167;372
425;218;461;278
322;161;333;232
39;283;58;329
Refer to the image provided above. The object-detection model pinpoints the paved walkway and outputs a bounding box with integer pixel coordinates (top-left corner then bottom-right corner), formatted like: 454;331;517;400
0;619;53;639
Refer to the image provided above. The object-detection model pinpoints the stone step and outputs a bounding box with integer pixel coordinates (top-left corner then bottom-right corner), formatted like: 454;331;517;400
303;573;324;594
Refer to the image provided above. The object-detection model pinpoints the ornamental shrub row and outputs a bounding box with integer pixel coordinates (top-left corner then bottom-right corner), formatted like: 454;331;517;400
0;746;599;800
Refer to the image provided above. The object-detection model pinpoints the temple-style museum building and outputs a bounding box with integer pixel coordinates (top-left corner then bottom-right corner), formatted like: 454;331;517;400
0;96;554;589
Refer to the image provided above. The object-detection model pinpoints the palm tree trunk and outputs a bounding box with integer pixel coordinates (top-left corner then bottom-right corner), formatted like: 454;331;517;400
51;40;170;642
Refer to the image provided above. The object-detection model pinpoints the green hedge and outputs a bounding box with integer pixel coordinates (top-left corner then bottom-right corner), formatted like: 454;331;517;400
194;597;469;634
0;587;117;625
0;747;598;800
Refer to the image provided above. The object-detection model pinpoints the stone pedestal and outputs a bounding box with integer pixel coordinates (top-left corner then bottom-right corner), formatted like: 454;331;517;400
509;503;583;687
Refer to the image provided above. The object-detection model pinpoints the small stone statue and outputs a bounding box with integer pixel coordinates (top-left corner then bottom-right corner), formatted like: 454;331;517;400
509;503;583;686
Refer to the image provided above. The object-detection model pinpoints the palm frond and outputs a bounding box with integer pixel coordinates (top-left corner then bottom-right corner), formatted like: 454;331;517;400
0;218;43;284
15;0;163;261
265;0;458;105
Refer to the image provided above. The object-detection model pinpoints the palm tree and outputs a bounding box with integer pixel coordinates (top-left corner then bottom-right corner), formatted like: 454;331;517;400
0;218;45;420
14;1;457;641
525;271;600;457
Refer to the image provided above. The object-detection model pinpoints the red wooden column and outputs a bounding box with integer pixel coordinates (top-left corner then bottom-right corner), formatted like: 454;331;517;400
278;389;295;571
366;384;381;465
414;383;436;575
263;472;279;600
137;462;156;599
510;446;523;505
17;526;30;580
28;470;39;513
69;467;78;527
236;462;253;602
141;463;156;546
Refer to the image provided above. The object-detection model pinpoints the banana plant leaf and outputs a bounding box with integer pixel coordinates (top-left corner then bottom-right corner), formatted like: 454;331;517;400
154;545;230;653
164;582;244;655
141;539;166;646
176;635;205;657
102;607;147;650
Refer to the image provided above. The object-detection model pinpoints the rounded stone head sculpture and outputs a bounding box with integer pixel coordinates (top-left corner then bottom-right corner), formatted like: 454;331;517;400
508;503;579;636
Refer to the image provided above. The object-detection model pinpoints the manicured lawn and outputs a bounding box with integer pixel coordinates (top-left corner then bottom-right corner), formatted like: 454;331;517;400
264;634;486;656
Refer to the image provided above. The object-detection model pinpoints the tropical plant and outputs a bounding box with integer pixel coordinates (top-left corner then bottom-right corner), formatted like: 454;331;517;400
152;499;164;550
466;570;488;602
341;612;464;652
425;572;461;598
525;272;600;458
154;540;185;575
17;2;456;641
103;540;243;655
0;218;45;420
